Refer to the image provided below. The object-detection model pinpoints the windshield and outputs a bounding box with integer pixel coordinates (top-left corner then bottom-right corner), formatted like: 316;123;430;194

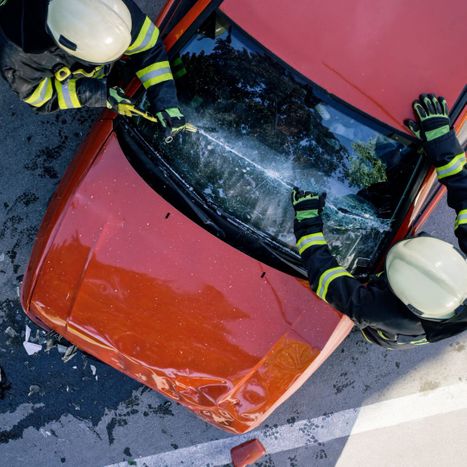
130;12;419;271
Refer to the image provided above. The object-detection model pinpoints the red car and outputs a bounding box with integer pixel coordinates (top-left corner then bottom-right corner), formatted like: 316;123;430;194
21;0;466;434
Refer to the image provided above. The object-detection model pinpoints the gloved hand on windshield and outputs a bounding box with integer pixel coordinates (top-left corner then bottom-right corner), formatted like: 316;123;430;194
405;94;465;179
292;188;327;254
106;87;135;116
156;107;186;139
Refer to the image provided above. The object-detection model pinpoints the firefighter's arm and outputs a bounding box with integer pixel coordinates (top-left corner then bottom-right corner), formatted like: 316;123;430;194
292;188;409;331
122;0;179;113
405;94;466;254
22;76;107;113
428;132;466;254
0;38;107;112
443;164;467;254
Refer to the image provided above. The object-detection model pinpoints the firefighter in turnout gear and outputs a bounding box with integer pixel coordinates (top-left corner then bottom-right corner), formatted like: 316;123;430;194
0;0;185;136
292;95;467;349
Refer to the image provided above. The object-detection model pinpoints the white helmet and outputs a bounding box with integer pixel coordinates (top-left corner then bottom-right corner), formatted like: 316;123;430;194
386;236;467;321
47;0;132;64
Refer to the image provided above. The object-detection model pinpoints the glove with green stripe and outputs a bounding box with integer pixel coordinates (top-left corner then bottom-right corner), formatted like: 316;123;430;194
292;188;326;248
106;87;133;115
156;107;186;138
405;94;465;179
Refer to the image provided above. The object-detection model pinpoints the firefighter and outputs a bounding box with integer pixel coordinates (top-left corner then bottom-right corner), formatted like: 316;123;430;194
0;0;185;137
292;94;467;349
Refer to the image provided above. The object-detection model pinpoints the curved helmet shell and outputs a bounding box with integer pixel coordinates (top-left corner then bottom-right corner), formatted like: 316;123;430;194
47;0;132;64
386;236;467;321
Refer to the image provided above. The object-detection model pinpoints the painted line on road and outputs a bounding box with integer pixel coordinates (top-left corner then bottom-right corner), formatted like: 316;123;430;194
106;382;467;467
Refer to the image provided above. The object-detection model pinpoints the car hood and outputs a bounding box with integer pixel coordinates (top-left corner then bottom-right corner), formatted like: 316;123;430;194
221;0;466;132
27;132;352;433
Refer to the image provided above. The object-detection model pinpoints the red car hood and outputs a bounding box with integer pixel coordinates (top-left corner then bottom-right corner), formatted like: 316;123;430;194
221;0;466;132
26;131;352;433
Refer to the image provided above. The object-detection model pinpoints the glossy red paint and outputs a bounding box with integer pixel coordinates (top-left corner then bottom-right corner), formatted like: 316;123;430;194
221;0;466;132
21;0;463;434
231;439;266;467
23;130;352;433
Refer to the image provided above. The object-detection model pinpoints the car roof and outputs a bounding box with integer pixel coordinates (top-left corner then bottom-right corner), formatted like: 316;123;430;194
220;0;466;133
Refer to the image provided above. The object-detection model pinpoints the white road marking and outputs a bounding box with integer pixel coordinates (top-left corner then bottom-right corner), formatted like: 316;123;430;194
106;382;467;467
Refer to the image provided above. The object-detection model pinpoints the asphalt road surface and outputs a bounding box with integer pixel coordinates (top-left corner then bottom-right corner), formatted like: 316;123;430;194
1;2;466;466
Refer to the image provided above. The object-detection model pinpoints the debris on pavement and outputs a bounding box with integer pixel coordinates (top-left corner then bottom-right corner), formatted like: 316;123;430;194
23;325;42;356
57;344;68;355
4;326;18;338
0;366;11;399
45;330;63;352
62;345;78;363
28;385;41;397
231;439;266;467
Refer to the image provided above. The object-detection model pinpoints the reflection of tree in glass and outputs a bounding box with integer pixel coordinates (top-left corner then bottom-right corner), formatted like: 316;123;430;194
346;139;388;189
179;37;350;180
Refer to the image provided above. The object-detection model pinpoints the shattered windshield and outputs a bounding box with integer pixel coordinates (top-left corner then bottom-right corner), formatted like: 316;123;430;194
132;13;418;270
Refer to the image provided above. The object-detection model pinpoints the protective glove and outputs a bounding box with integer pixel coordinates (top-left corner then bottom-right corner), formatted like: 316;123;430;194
405;94;464;176
0;0;8;6
292;187;326;242
106;87;136;116
156;107;186;139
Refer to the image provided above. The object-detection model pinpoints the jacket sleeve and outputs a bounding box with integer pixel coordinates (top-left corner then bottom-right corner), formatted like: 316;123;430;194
122;0;179;113
425;130;467;254
22;76;107;113
0;32;107;112
295;219;422;333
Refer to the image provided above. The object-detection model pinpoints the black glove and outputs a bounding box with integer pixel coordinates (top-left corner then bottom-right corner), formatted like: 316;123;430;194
156;107;186;139
292;187;326;252
106;87;136;116
405;94;464;175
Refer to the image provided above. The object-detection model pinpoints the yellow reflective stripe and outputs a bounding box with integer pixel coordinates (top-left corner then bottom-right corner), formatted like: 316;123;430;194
410;337;428;345
23;78;53;107
455;209;467;230
436;153;466;180
55;80;81;109
72;65;105;79
316;266;353;302
296;232;327;255
126;17;159;55
377;329;393;340
136;61;173;88
361;329;374;344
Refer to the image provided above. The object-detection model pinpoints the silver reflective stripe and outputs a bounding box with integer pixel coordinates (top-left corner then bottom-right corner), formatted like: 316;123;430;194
61;82;74;109
316;266;353;301
126;19;159;55
296;233;326;254
30;81;48;105
56;80;81;109
455;210;467;230
436;153;465;179
139;67;172;84
24;78;53;107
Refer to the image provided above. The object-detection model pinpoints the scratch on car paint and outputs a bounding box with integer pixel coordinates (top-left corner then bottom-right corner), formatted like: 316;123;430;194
323;62;401;129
